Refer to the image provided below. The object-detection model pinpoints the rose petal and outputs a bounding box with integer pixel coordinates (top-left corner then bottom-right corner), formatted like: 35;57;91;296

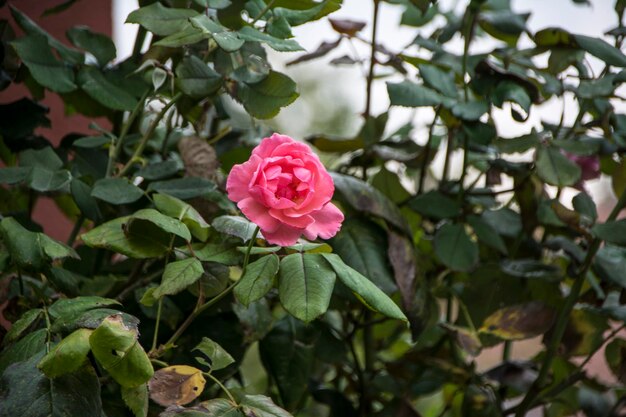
303;202;344;240
269;208;314;229
238;198;280;233
262;223;304;246
252;133;294;158
226;155;262;202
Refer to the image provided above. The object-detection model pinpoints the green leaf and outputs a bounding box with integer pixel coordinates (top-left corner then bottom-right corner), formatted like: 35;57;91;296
48;296;120;320
212;215;260;242
122;384;149;417
238;26;304;52
573;33;626;67
39;233;79;261
433;223;478;272
331;172;409;232
259;316;316;410
176;55;223;99
305;134;363;153
20;146;63;170
154;23;207;48
10;6;84;64
322;253;406;321
592;220;626;245
10;34;77;93
0;217;77;270
81;216;170;259
386;80;442;107
4;309;41;344
419;64;457;98
561;308;609;356
500;259;561;280
153;258;204;298
193;337;235;371
131;208;192;242
91;177;144;204
0;217;44;270
479;301;556;340
153;193;210;241
0;329;47;375
278;253;335;322
495;133;540;154
240;394;292;417
234;254;279;306
67;26;116;66
331;218;396;294
71;178;102;221
467;215;508;255
0;353;102;417
189;15;245;51
38;328;93;378
605;338;626;383
371;166;411;204
0;167;31;185
235;71;299;119
535;146;581;187
73;135;111;148
137;160;181;180
409;190;461;219
572;192;597;222
50;308;138;334
27;166;72;192
190;243;241;265
126;2;199;36
594;245;626;289
78;67;139;111
148;177;216;199
450;100;490;121
89;315;153;388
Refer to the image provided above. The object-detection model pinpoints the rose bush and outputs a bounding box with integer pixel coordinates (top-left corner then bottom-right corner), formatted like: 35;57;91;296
226;134;344;246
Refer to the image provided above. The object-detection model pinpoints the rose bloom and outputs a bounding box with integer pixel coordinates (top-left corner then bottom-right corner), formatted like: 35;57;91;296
226;133;344;246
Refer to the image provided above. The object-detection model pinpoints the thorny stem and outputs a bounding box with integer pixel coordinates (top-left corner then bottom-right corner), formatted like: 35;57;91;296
515;189;626;417
155;227;260;356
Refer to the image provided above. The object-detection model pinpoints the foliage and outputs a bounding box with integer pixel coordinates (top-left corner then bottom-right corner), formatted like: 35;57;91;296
2;0;626;417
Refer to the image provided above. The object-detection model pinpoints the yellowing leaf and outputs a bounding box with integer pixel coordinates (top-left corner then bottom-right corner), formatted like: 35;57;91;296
148;365;206;406
479;301;556;341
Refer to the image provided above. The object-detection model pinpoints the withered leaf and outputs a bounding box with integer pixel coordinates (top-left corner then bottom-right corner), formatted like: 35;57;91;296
148;365;206;406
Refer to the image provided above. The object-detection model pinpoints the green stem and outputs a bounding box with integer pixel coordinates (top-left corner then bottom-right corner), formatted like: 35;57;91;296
42;305;52;353
106;89;150;177
204;372;238;405
418;106;440;194
515;189;626;417
66;215;85;247
132;26;147;58
461;9;478;101
158;227;260;355
441;128;454;188
118;93;183;177
251;0;276;24
364;0;381;119
151;298;163;352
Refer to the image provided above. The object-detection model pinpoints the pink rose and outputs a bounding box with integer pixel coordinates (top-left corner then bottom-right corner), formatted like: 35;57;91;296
226;133;344;246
